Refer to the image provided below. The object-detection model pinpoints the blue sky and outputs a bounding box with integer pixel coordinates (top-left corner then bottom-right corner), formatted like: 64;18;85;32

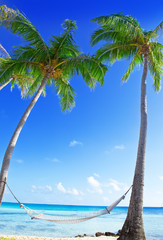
0;0;163;207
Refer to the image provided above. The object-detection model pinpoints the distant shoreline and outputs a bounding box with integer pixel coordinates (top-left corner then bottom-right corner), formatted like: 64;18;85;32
2;202;162;208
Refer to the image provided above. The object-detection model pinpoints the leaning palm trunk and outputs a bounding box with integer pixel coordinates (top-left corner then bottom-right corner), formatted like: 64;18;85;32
118;55;148;240
0;78;13;90
0;74;49;204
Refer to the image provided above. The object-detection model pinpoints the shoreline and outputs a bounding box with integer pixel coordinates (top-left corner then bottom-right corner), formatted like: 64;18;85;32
0;236;118;240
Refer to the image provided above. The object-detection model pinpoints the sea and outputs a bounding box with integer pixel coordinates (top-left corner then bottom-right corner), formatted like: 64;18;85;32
0;202;163;240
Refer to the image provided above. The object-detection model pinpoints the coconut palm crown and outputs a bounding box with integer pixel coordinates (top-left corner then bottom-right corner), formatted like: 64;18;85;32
91;13;163;90
0;5;107;204
0;5;107;109
91;13;162;240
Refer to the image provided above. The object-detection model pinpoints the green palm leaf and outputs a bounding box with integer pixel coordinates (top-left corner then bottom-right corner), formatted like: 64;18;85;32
95;43;138;63
60;55;108;87
49;19;80;59
0;5;50;63
0;58;42;84
11;74;35;98
54;77;76;111
12;46;39;61
148;46;163;92
147;21;163;40
91;12;162;89
122;51;143;82
91;26;118;46
27;74;43;95
91;13;144;43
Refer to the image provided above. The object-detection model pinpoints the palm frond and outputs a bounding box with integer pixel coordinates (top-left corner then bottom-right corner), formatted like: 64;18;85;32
11;73;35;97
148;44;163;92
59;55;108;87
91;13;144;43
91;13;138;26
54;77;76;111
95;43;138;63
62;19;77;32
49;36;81;59
149;42;163;64
27;74;43;96
147;21;163;40
122;51;143;82
12;45;47;63
49;19;80;59
0;5;50;63
0;57;46;95
91;26;118;46
0;58;42;85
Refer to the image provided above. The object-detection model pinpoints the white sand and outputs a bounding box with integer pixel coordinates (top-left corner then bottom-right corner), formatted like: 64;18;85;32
0;236;118;240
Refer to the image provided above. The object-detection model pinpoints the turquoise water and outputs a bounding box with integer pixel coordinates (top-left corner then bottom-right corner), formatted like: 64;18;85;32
0;202;163;239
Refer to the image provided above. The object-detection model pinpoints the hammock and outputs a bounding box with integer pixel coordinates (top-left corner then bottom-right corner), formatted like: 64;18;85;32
6;182;132;224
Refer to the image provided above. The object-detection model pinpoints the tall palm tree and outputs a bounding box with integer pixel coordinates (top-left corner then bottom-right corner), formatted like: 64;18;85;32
91;13;163;240
0;5;107;204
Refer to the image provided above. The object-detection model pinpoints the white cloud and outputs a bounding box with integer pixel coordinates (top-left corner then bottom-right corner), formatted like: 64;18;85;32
87;174;127;197
67;188;84;196
105;145;125;155
87;176;103;194
68;188;79;195
51;158;60;163
159;176;163;180
109;180;121;191
69;140;83;147
114;145;125;150
56;182;84;196
45;157;60;163
16;159;23;164
56;182;66;193
105;179;126;191
32;185;53;193
87;176;100;188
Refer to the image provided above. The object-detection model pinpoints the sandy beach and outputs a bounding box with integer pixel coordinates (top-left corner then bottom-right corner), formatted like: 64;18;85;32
0;236;118;240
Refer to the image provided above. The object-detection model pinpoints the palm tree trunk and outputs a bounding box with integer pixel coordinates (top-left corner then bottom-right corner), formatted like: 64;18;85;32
0;78;12;91
0;74;49;205
118;55;148;240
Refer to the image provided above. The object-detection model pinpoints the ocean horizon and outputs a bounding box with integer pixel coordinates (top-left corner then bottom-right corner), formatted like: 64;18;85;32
0;202;163;240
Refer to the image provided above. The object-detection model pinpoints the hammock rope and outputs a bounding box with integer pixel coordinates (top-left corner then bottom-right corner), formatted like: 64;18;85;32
5;182;132;224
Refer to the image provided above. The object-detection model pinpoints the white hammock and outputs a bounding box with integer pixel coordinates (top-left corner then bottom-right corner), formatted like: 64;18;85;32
20;187;131;224
5;182;132;224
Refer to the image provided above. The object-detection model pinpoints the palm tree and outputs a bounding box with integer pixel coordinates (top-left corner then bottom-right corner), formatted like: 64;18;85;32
0;5;107;204
91;13;163;240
